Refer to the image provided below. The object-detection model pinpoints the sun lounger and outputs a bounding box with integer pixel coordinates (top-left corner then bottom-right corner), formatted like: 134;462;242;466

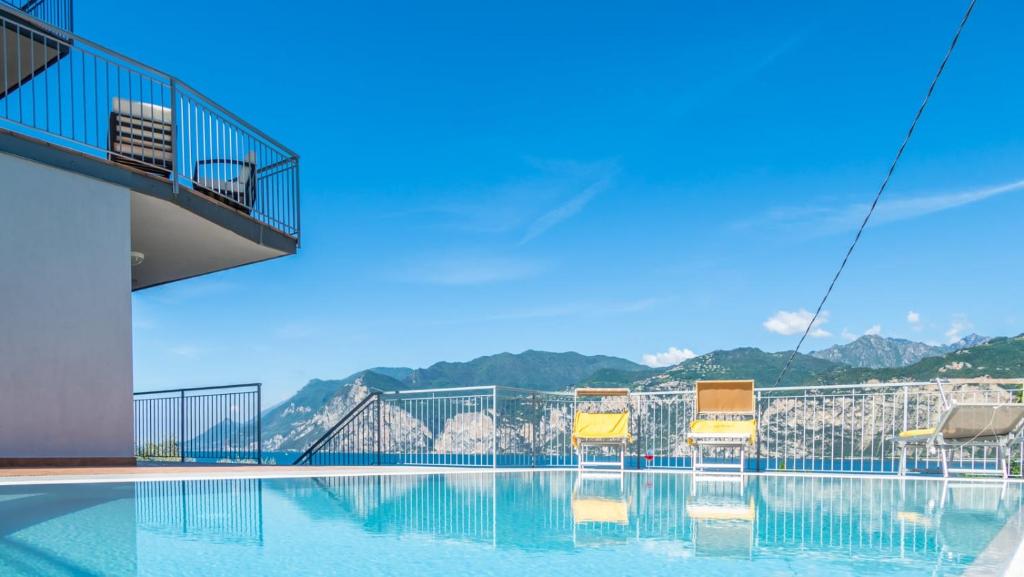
687;380;756;472
896;393;1024;478
572;388;633;471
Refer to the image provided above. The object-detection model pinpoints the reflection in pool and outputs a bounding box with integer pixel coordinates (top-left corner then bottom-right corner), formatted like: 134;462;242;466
0;472;1021;576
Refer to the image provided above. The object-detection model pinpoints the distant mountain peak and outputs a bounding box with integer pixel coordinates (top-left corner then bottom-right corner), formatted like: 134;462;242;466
946;333;990;351
810;335;942;369
808;333;992;369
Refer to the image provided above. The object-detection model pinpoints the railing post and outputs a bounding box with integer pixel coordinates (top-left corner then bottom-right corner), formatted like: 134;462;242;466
902;387;909;431
179;389;185;463
256;383;262;465
169;78;179;196
755;390;763;472
376;394;382;466
530;393;538;468
492;387;498;469
635;396;643;470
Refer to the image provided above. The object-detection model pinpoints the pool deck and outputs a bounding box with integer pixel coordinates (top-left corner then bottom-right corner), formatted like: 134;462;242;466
0;464;483;485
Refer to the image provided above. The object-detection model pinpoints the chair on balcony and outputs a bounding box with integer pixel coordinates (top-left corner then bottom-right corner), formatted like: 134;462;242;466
108;98;173;177
192;151;257;215
896;385;1024;478
687;380;757;473
572;388;633;472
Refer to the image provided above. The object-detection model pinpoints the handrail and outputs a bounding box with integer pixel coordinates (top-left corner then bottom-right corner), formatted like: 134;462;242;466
134;382;262;396
0;2;294;156
293;392;381;465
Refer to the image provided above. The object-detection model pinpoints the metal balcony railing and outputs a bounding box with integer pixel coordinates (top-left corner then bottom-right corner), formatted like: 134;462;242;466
0;3;300;239
295;380;1024;477
134;383;263;464
0;0;71;31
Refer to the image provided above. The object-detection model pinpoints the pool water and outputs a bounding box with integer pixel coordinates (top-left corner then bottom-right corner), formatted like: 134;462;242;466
0;472;1021;576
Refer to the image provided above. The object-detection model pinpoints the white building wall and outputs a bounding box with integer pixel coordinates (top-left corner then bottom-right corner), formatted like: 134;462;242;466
0;152;133;459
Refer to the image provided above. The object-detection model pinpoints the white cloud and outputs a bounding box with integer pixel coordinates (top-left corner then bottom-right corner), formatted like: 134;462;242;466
864;324;882;336
519;177;611;244
642;347;697;368
907;311;921;324
763;309;831;337
841;328;858;341
945;314;973;344
746;179;1024;236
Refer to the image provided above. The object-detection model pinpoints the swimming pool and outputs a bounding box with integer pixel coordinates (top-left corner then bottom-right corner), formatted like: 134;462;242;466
1;472;1021;576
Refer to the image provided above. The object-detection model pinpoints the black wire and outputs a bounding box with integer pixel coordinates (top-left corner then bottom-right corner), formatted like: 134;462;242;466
772;0;978;388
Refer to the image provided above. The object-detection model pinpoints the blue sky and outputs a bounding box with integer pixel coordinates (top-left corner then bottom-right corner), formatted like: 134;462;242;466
82;1;1024;404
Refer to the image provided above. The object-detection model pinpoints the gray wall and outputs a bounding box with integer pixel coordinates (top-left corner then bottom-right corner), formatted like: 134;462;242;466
0;152;133;458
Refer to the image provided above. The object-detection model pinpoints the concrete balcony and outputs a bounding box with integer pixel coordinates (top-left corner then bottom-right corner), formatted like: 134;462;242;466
0;1;299;290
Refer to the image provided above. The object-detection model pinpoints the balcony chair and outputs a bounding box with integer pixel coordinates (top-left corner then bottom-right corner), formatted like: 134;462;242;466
572;388;633;472
192;151;257;215
686;380;757;473
895;385;1024;478
108;98;173;177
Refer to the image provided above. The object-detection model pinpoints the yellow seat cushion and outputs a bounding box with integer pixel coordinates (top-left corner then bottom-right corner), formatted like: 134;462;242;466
688;419;757;445
572;412;632;448
898;427;935;439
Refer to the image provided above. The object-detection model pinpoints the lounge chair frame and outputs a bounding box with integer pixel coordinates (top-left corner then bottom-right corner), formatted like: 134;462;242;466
688;380;756;473
896;385;1024;479
573;388;631;472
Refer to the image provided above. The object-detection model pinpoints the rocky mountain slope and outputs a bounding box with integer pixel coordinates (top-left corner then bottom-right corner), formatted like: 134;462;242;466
257;336;1023;454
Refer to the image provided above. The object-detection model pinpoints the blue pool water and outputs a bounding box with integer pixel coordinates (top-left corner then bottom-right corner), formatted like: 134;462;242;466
0;472;1021;576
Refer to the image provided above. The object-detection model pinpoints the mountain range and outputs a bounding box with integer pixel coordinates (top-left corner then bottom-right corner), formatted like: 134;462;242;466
809;333;990;368
260;334;1023;453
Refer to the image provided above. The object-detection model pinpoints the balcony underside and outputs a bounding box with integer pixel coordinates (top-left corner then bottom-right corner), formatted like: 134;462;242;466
0;127;297;290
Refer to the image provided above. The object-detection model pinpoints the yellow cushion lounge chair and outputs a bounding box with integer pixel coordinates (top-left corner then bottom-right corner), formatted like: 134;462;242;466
573;388;633;471
686;380;757;472
895;400;1024;478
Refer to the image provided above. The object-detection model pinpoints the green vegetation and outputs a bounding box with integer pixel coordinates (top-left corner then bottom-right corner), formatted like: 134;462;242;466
137;440;180;461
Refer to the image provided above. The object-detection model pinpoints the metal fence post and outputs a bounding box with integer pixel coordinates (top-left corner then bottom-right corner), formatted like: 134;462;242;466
179;389;185;463
755;390;763;472
902;387;909;431
492;387;498;469
376;394;382;466
256;383;262;465
530;393;538;468
635;396;643;470
169;78;178;196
